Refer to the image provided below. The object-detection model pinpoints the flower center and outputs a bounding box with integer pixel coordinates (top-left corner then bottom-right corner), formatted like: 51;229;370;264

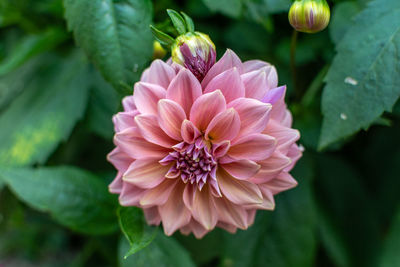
160;138;217;191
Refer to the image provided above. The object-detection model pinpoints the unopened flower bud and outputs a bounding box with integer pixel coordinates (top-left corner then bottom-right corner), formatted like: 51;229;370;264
153;41;167;59
289;0;330;33
171;32;216;81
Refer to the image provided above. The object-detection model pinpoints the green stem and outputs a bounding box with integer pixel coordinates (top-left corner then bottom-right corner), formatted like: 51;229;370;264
301;64;330;107
290;30;299;98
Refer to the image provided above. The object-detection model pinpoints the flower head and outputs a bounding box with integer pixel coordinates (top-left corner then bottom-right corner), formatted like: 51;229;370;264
108;49;302;238
171;32;216;81
289;0;330;33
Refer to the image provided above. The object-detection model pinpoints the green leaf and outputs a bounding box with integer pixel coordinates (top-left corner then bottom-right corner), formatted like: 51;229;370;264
0;166;118;235
243;0;291;29
202;0;243;18
181;12;195;32
167;9;186;35
0;28;68;76
150;25;175;47
0;51;90;167
119;232;195;267
118;207;157;258
315;156;380;267
329;2;362;45
86;68;119;139
319;0;400;149
63;0;153;93
379;208;400;267
221;155;317;267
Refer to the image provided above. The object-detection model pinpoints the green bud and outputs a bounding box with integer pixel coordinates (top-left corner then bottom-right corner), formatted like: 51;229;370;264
289;0;330;33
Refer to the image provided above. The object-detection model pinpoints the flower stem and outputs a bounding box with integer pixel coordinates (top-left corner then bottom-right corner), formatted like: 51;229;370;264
290;30;299;99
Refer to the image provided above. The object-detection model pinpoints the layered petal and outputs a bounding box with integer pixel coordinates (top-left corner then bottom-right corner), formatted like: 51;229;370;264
241;66;278;100
250;152;292;184
135;114;177;148
228;133;276;161
140;59;176;88
123;159;170;189
140;179;179;207
220;159;260;180
229;98;272;136
262;172;298;195
158;99;186;140
166;68;202;116
190;90;226;131
191;186;218;230
264;120;300;154
114;128;170;159
204;68;245;103
205;108;241;143
159;183;191;235
214;197;248;229
202;49;242;88
217;169;263;205
133;82;166;115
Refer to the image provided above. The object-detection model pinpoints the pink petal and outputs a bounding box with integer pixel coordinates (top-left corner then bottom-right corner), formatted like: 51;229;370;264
115;128;170;159
109;173;123;194
205;108;240;143
107;147;133;172
262;85;286;105
113;111;139;133
214;196;248;229
190;90;226;131
159;183;191;236
264;120;300;154
263;172;298;194
250;152;292;184
183;184;195;210
140;179;179;207
228;133;277;161
202;49;242;88
135;114;176;148
166;68;202;116
143;207;161;225
243;60;276;75
241;66;278;100
217;169;263;205
204;68;245;103
181;120;201;143
284;144;304;172
133;82;166;115
119;183;145;206
187;219;209;239
123;159;169;189
140;59;176;89
212;140;231;158
229;98;272;136
221;159;260;180
217;221;238;234
192;186;218;230
122;96;136;111
158;99;186;140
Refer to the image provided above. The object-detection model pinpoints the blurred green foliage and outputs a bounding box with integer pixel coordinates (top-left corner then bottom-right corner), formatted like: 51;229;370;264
0;0;400;266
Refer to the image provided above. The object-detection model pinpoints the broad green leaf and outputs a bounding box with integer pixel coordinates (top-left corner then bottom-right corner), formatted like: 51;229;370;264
119;232;195;267
202;0;243;18
0;28;68;75
0;54;44;112
379;208;400;267
118;207;157;258
315;156;380;267
222;155;317;267
329;2;362;45
86;68;119;139
0;51;90;167
63;0;153;93
0;166;118;235
319;0;400;149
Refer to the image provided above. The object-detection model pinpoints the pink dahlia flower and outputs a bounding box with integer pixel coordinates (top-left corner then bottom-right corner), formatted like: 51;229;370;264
108;49;302;238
